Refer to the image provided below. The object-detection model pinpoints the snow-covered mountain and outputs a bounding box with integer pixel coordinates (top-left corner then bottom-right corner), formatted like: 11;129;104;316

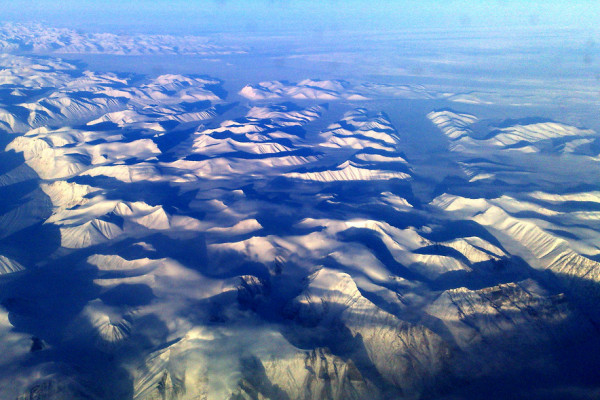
1;22;600;400
0;23;245;56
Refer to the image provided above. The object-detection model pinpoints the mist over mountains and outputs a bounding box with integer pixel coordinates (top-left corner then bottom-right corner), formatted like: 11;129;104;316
0;16;600;400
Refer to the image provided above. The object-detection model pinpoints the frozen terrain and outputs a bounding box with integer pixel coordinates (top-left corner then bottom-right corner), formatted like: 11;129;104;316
0;17;600;400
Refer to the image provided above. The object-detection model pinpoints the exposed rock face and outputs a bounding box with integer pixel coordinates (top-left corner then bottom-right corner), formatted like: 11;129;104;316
231;349;374;400
133;334;209;400
285;268;451;399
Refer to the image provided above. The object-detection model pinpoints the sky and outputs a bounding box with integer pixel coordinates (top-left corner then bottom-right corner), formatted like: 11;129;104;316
1;1;599;35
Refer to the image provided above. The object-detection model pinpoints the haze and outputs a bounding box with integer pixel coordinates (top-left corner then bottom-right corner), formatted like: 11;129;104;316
2;1;599;34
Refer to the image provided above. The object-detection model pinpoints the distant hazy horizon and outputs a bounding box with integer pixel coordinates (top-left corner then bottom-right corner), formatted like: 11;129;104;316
2;0;599;35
